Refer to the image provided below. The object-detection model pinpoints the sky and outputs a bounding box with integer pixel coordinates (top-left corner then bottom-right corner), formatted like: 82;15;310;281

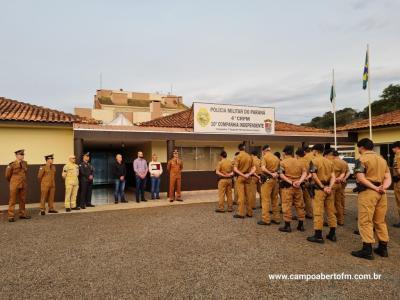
1;0;399;124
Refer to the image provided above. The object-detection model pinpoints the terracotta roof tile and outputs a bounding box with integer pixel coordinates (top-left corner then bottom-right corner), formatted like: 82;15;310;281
0;97;98;124
338;110;400;131
138;107;328;133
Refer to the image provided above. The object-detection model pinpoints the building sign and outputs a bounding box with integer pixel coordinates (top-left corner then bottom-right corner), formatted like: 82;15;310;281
193;102;275;135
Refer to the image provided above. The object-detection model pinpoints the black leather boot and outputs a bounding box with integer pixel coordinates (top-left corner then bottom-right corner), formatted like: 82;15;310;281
326;227;337;242
351;243;374;260
297;220;305;232
279;221;292;233
374;241;388;257
307;230;324;243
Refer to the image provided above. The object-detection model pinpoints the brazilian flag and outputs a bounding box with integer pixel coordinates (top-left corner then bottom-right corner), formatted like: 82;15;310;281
362;50;369;90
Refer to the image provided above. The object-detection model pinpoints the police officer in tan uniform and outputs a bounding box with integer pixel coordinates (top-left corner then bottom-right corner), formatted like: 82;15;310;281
5;149;31;222
249;150;261;209
351;138;391;259
167;149;184;202
258;144;280;225
307;144;337;243
392;141;400;228
296;148;313;219
278;145;307;232
233;143;255;218
38;154;58;215
62;155;80;212
327;150;348;226
215;150;234;213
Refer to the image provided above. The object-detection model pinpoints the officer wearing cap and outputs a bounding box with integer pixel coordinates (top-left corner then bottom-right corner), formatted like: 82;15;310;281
392;141;400;228
215;150;234;213
5;149;31;222
233;143;255;218
278;145;307;232
351;138;391;259
258;144;280;225
62;155;80;212
78;152;95;209
37;154;58;215
306;144;337;244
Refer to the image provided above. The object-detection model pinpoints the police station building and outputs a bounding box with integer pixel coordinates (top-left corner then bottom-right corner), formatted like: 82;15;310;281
0;96;353;205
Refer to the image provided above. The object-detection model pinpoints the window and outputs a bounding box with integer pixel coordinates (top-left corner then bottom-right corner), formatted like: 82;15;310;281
177;147;223;171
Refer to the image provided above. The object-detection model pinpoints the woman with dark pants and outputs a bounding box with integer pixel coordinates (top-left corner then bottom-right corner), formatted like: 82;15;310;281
112;154;127;203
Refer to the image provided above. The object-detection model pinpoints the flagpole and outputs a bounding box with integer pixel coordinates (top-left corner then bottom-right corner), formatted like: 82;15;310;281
332;69;337;150
367;44;373;140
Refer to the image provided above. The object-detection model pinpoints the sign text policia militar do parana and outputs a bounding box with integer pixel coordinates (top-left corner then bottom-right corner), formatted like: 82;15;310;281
193;102;275;135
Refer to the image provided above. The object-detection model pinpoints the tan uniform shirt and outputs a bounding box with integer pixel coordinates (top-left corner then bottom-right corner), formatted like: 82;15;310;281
394;153;400;176
358;151;389;183
5;160;28;188
280;157;305;180
167;158;183;178
252;156;261;175
261;152;280;173
234;151;253;173
332;158;348;178
297;157;310;174
38;164;56;188
217;158;233;175
310;154;334;183
305;152;314;164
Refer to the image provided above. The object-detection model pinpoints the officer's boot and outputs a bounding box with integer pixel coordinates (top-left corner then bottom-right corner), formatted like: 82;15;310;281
279;221;292;233
121;195;127;203
326;227;337;242
114;196;119;204
351;243;374;260
307;230;324;243
374;241;388;257
297;220;305;232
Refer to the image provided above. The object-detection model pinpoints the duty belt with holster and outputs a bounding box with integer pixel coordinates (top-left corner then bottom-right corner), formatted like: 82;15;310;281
314;181;330;190
353;181;381;193
260;174;273;184
279;181;292;189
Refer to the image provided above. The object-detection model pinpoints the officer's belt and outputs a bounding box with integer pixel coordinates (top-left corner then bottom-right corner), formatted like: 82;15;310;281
314;181;330;190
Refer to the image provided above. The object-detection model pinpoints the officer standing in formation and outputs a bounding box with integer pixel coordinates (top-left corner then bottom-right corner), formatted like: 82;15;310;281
249;150;261;209
258;144;280;225
62;155;80;212
215;150;234;212
295;148;313;219
37;154;58;215
351;138;392;260
5;150;31;222
392;141;400;228
233;143;255;218
167;149;183;202
78;152;95;209
307;144;337;243
327;150;348;226
278;145;307;232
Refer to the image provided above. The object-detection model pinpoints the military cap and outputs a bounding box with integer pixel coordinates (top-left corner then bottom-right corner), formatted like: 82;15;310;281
312;144;325;153
392;141;400;149
262;144;270;151
15;149;25;155
45;154;54;160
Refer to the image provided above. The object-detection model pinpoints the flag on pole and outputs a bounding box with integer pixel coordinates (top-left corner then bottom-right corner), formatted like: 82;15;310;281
330;82;336;102
362;50;369;90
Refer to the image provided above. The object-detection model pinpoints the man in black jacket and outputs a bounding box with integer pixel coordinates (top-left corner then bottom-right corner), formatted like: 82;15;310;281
112;154;127;203
78;152;95;209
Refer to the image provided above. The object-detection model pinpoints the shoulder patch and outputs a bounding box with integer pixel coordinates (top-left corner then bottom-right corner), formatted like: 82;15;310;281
354;159;366;174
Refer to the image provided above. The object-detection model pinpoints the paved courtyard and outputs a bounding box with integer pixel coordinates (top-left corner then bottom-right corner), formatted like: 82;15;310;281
0;193;399;299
